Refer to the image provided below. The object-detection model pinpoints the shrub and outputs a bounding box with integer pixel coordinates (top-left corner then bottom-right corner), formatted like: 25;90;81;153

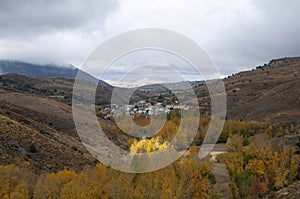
29;142;37;153
296;138;300;148
71;146;78;151
242;137;250;146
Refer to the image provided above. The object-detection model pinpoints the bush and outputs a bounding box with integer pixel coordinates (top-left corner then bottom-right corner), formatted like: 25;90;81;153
29;142;37;153
71;146;78;151
242;137;250;146
296;138;300;148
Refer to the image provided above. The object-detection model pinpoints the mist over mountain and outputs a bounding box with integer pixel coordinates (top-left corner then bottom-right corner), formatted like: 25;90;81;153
0;60;109;86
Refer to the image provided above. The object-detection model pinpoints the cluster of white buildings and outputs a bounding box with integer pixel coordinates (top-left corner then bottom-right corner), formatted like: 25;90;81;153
101;100;190;119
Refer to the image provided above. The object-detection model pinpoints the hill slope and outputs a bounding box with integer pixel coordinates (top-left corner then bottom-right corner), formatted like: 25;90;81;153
195;57;300;125
0;75;127;173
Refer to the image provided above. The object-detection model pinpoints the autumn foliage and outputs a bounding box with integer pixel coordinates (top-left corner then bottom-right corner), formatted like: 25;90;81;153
0;158;216;199
219;133;300;198
0;115;299;199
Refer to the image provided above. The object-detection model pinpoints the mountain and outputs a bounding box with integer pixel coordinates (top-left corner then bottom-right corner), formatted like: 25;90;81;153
0;60;109;86
140;81;204;91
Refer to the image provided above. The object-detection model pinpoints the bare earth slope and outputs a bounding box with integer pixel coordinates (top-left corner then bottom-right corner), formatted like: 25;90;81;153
0;111;95;173
0;76;127;173
195;57;300;125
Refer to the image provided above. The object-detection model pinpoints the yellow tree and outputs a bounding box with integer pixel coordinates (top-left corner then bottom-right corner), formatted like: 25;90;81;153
0;165;34;199
34;169;76;198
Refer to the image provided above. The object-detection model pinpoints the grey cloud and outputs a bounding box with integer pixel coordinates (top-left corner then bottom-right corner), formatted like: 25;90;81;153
0;0;119;65
100;49;209;83
0;0;118;38
210;0;300;75
0;0;299;85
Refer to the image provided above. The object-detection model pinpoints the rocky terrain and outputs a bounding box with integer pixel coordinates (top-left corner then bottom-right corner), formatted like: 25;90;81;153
265;181;300;199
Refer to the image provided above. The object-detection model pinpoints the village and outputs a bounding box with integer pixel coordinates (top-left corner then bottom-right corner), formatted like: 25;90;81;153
99;100;190;119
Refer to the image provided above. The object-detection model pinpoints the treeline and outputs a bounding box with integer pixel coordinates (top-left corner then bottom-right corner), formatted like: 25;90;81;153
0;156;216;199
158;114;270;146
117;110;271;148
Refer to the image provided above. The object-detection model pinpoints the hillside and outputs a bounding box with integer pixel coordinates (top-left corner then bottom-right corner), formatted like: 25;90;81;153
0;114;95;173
0;76;128;173
195;57;300;126
0;73;113;105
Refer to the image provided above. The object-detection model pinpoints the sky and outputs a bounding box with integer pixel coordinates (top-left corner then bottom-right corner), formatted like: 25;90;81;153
0;0;300;86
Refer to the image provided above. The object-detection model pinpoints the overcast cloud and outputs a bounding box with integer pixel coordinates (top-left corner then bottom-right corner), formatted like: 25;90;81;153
0;0;299;85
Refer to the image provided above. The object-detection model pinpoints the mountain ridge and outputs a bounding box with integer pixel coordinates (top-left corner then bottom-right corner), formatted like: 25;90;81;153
0;60;110;86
